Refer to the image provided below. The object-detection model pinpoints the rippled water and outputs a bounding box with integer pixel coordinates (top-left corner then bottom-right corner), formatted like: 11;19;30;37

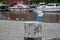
40;11;60;23
0;11;35;21
0;11;60;23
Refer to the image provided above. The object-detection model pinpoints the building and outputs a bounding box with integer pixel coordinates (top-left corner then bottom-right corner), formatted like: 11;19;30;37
2;0;28;6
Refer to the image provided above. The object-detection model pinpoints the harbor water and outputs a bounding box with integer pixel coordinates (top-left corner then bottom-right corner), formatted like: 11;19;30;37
0;11;60;40
40;11;60;23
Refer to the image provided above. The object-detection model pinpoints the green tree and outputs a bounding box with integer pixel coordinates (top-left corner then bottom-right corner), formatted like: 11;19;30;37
30;0;60;4
45;0;56;4
57;0;60;3
30;0;41;4
0;0;2;2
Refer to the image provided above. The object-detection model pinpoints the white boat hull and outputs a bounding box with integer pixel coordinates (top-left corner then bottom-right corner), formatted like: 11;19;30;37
43;6;60;12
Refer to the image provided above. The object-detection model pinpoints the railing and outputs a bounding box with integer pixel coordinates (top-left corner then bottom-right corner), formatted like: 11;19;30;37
9;8;30;11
